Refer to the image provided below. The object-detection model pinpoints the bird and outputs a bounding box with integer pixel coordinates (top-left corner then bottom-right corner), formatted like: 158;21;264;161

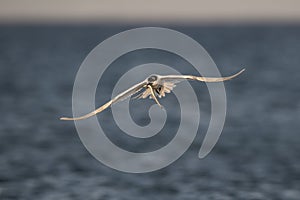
60;69;245;121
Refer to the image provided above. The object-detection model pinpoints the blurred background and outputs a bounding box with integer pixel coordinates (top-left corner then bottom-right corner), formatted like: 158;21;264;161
0;0;300;199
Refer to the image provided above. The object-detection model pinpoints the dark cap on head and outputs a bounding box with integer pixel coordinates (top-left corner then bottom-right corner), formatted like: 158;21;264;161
148;75;158;82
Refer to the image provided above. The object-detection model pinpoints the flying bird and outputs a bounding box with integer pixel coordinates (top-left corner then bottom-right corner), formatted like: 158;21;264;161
60;69;245;121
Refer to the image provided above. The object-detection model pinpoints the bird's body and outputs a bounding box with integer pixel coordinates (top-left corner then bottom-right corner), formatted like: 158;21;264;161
60;69;245;121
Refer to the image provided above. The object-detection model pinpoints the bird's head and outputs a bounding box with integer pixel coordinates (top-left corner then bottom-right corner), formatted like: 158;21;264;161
147;74;159;85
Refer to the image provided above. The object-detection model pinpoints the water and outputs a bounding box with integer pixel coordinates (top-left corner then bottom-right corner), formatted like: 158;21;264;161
0;25;299;199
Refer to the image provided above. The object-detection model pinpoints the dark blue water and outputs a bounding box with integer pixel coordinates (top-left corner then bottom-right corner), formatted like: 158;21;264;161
0;25;299;199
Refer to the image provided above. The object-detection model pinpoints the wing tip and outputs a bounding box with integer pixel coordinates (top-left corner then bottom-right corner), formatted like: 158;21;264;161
60;117;74;121
234;68;246;77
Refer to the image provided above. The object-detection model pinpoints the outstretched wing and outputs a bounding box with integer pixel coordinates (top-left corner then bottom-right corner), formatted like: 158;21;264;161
155;69;245;98
132;87;152;99
60;80;147;121
159;69;245;83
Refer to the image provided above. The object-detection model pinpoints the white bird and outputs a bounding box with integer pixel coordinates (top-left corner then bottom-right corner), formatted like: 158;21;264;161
60;69;245;121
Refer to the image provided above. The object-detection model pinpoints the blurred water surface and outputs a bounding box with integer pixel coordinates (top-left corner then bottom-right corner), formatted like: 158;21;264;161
0;25;300;199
